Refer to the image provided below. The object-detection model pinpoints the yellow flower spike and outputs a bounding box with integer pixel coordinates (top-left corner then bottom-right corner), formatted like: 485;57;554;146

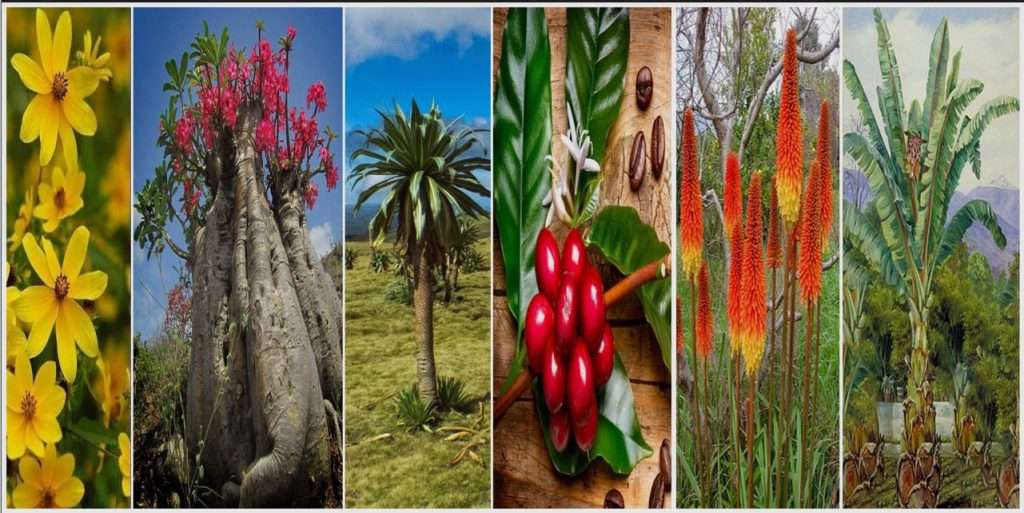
14;227;107;382
12;442;84;508
6;354;66;460
11;9;102;172
6;264;29;369
33;166;85;232
9;188;37;250
118;433;131;497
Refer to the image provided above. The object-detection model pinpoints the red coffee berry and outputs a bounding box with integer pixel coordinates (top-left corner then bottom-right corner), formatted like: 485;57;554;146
524;294;555;375
555;277;579;351
580;266;606;346
543;339;566;414
568;339;596;420
574;399;598;452
549;409;571;452
592;324;615;386
535;228;561;302
562;228;587;286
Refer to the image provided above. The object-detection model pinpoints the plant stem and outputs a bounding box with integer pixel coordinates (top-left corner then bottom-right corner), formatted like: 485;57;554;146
747;368;756;507
799;300;815;506
735;352;742;504
768;264;777;506
493;254;671;421
690;276;706;507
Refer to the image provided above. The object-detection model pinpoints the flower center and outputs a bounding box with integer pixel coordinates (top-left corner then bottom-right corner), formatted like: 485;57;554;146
54;274;70;300
20;391;37;421
40;487;56;508
54;188;66;210
52;72;69;101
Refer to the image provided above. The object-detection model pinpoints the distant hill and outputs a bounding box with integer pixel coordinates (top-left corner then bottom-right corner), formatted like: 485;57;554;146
346;201;379;241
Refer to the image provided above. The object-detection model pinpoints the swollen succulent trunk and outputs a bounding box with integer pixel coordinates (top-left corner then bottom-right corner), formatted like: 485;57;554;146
414;244;439;405
186;106;342;507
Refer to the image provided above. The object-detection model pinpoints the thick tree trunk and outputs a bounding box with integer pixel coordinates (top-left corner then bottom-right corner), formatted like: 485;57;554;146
185;106;336;507
414;244;439;404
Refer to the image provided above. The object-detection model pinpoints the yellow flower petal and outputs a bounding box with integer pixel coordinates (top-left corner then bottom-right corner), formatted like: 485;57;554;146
63;226;89;280
39;95;60;165
19;93;48;143
14;285;56;323
19;451;41;483
53;450;75;483
7;420;27;460
69;271;107;300
55;306;78;382
41;237;62;283
15;353;33;392
7;369;21;409
37;181;54;204
36;383;66;418
36;9;53;78
63;94;96;136
33;415;62;444
22;234;54;286
67;66;100;99
52;11;71;74
54;477;84;508
26;301;57;358
51;165;66;190
11;53;51;94
59;116;79;173
33;360;57;390
12;480;41;507
64;300;98;357
24;425;44;457
66;167;85;198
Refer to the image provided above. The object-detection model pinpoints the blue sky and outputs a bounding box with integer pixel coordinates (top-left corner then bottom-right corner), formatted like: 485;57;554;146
133;8;342;340
344;7;491;236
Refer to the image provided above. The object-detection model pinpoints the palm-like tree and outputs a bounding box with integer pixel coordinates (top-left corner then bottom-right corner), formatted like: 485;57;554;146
350;100;490;404
843;10;1018;419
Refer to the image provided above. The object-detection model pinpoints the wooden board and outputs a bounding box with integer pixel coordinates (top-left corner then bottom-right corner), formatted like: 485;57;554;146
492;7;674;508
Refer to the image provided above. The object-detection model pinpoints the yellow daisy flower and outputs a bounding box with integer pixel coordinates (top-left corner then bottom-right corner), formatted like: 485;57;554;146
12;443;84;508
6;354;65;460
33;166;85;233
77;29;112;82
118;433;131;497
11;9;102;171
6;264;29;369
92;347;129;426
9;188;37;250
14;227;107;383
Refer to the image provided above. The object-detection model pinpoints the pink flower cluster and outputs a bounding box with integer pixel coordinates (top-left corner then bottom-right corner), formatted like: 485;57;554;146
304;182;319;209
306;81;327;112
175;111;195;156
321;147;338;190
164;281;193;337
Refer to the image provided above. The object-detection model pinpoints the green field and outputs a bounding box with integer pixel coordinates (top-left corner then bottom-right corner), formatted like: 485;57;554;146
343;239;491;508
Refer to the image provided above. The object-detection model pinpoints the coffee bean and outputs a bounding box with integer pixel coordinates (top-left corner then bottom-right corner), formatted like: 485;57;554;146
649;472;666;508
635;66;653;111
629;131;646;191
651;116;665;180
603;488;625;508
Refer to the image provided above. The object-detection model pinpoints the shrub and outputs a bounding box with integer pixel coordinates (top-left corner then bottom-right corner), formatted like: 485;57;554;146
395;384;435;431
437;375;473;412
384;277;413;305
345;248;358;270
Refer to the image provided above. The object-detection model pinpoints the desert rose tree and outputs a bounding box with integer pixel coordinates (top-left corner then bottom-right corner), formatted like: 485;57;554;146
349;100;490;405
134;23;343;506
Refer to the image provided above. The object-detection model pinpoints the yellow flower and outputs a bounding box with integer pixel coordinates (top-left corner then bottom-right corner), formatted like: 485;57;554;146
92;347;129;426
6;354;65;460
9;188;37;250
33;166;85;232
12;443;84;508
14;227;107;383
11;9;102;171
77;29;112;82
6;263;29;369
118;433;131;497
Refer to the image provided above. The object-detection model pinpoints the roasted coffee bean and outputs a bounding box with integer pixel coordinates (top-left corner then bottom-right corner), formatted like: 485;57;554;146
629;131;646;191
660;438;671;492
635;66;653;110
649;472;666;508
651;116;665;180
603;488;625;508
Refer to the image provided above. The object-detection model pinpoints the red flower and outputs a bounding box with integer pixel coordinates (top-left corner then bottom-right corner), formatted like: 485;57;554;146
738;171;766;376
306;81;327;112
816;101;833;249
799;161;823;305
680;107;704;280
256;116;275;154
727;224;744;354
775;28;803;227
321;147;338;190
304;182;319;209
287;25;297;41
723;151;743;240
175;112;195;156
696;261;714;360
766;174;782;268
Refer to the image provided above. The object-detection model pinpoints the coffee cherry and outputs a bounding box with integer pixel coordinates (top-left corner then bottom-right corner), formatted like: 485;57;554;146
574;398;599;452
525;294;555;374
542;339;566;414
535;228;561;302
592;324;615;386
549;409;572;452
562;228;587;286
568;339;596;420
580;266;606;346
555;277;579;351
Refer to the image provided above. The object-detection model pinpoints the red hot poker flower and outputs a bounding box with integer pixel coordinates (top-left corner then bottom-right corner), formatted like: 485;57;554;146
723;151;743;240
766;174;782;268
799;161;823;306
775;28;803;227
738;171;766;376
816;101;834;249
727;223;745;356
696;261;714;360
680;107;704;280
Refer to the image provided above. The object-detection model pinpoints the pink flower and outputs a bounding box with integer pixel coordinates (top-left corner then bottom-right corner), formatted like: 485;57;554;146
287;25;297;41
321;147;338;190
256;117;275;154
304;182;319;209
306;81;327;112
175;112;195;156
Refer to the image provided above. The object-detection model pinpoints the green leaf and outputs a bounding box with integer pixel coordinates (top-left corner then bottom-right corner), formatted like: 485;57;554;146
873;8;906;168
586;206;671;368
71;417;120;448
493;8;553;376
923;17;950;133
534;353;652;476
933;199;1006;271
565;7;629;207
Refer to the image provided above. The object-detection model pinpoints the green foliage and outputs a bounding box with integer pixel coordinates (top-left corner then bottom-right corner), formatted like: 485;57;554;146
384;277;413;306
345;248;358;270
395;384;437;431
437;376;473;412
369;250;392;273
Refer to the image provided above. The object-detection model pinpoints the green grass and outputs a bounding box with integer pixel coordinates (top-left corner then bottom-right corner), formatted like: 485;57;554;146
344;240;491;508
676;237;840;508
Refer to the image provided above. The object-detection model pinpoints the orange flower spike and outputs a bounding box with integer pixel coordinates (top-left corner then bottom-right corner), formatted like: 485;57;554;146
799;161;823;306
816;101;834;249
766;175;782;268
775;27;803;227
727;224;745;354
696;261;714;360
739;171;766;376
680;107;704;280
723;151;743;240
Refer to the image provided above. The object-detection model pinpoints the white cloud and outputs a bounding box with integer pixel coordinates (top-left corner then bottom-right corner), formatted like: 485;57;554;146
309;222;335;257
843;8;1020;189
471;116;488;128
345;7;489;66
